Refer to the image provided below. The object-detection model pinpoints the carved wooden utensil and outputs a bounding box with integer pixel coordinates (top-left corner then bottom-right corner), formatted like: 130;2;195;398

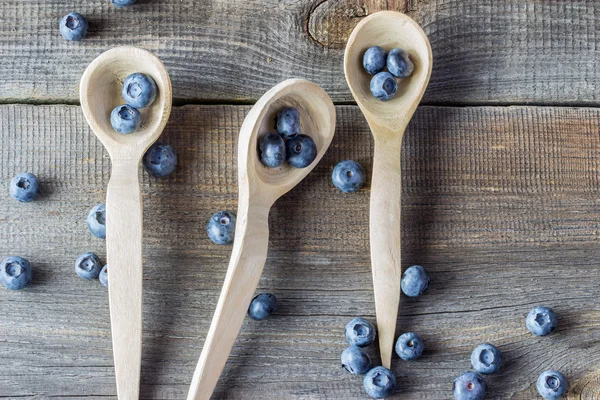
187;79;335;400
80;46;172;399
344;11;432;368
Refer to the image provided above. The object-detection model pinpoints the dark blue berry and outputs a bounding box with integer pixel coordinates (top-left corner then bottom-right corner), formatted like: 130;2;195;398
370;72;397;101
111;0;137;8
143;142;177;178
0;256;33;290
87;203;106;239
363;46;387;75
259;133;286;168
110;105;142;134
332;160;365;193
341;345;372;375
387;48;414;78
60;12;88;41
471;343;502;374
537;370;567;400
75;252;102;280
10;172;40;203
401;265;430;297
345;317;376;347
276;107;300;139
122;73;157;109
453;371;487;400
526;306;558;336
395;332;424;361
207;211;236;245
248;293;277;320
99;265;108;287
363;366;396;399
286;134;317;168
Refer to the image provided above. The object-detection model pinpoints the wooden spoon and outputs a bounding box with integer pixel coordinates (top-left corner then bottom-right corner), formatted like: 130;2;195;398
344;11;432;368
187;79;335;400
79;46;172;399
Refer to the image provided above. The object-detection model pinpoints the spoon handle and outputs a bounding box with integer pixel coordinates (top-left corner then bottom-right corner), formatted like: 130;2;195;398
370;135;403;369
187;200;270;400
106;159;143;400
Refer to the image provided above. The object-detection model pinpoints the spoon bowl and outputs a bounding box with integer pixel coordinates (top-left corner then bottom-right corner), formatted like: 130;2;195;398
80;46;172;156
344;11;432;369
344;11;432;132
79;46;172;399
239;79;335;203
187;79;335;400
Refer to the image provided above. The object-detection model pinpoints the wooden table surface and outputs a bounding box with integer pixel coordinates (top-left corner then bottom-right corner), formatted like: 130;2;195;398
1;1;599;399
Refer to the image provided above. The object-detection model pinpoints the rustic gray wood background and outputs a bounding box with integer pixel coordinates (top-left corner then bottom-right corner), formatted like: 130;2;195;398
0;1;599;399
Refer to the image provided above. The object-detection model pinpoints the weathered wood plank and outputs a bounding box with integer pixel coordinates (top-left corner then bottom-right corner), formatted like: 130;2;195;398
0;1;598;105
1;104;600;399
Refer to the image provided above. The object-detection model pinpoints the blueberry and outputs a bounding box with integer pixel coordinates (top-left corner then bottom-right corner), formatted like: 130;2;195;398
143;142;177;177
111;0;137;7
207;210;236;245
87;203;106;239
363;366;397;399
0;256;33;290
401;265;430;297
395;332;424;361
345;317;376;347
363;46;386;75
537;370;567;400
75;252;102;280
59;12;88;41
10;172;40;203
110;105;142;134
332;160;366;193
452;371;487;400
341;345;372;375
99;265;108;288
248;293;277;320
276;107;300;138
122;73;158;109
526;306;558;336
370;72;397;101
471;343;502;374
286;134;317;168
259;133;286;168
387;48;414;78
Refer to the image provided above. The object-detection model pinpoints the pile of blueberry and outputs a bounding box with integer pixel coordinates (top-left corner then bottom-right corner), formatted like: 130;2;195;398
259;107;317;169
363;46;414;101
339;265;430;398
452;305;566;400
110;72;158;134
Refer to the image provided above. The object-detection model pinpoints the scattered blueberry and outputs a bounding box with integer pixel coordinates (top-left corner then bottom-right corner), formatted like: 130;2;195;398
526;306;558;336
248;293;277;320
537;370;567;400
276;107;300;138
345;317;376;347
259;132;286;168
370;72;397;101
471;343;502;375
332;160;366;193
286;134;317;168
143;142;177;177
452;371;487;400
0;256;33;290
363;46;387;75
99;265;108;288
401;265;430;297
110;105;142;134
87;203;106;239
111;0;137;7
207;210;236;245
59;12;88;41
10;172;40;203
363;366;397;399
75;252;102;280
341;345;372;375
122;73;158;109
395;332;424;361
387;48;414;78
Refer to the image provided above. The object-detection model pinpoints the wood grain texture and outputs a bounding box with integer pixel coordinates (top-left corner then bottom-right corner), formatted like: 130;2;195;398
0;0;599;105
1;104;600;399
